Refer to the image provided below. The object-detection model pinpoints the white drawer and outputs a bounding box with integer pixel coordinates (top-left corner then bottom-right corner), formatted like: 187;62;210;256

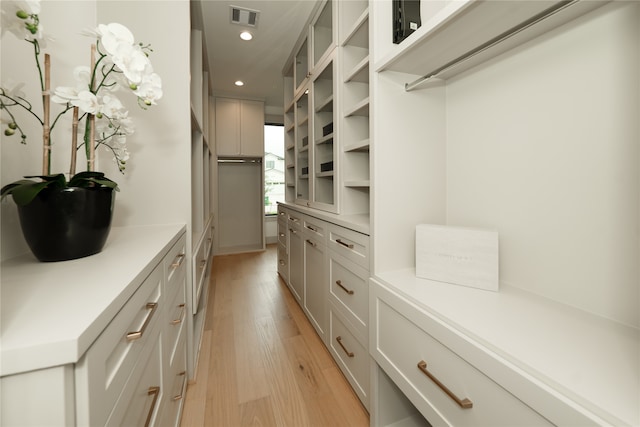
160;331;187;427
328;252;368;342
277;206;289;221
106;333;163;427
329;307;369;410
165;276;186;368
165;236;186;303
277;220;287;246
302;215;326;243
328;224;369;269
287;211;303;228
277;242;288;280
373;295;552;426
76;264;163;427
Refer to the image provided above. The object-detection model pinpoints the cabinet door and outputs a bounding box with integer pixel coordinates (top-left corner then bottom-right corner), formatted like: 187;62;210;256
215;98;240;156
288;224;304;304
240;100;264;156
304;237;327;341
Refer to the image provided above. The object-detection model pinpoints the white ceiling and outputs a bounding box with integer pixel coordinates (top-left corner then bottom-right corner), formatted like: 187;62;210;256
197;0;317;115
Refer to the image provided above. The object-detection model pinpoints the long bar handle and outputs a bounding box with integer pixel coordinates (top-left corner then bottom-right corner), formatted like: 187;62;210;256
171;303;186;325
336;280;354;295
145;386;160;427
171;371;187;401
199;259;207;269
126;303;158;342
171;253;185;269
306;239;317;247
336;336;354;358
306;225;317;232
336;239;354;249
417;360;473;409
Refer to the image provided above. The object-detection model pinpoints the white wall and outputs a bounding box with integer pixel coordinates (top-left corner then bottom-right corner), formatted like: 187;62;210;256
445;2;639;327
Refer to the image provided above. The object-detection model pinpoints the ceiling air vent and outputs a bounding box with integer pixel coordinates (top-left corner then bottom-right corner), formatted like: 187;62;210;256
230;6;260;28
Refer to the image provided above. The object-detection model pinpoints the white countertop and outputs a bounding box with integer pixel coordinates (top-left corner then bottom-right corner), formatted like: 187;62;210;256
374;270;639;426
277;202;370;236
0;224;186;377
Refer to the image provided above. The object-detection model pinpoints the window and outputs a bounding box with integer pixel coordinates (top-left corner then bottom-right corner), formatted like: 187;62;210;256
264;124;285;215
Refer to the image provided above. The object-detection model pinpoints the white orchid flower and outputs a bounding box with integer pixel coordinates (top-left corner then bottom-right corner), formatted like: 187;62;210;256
99;94;125;118
96;23;134;56
133;72;163;105
111;43;151;85
0;0;47;42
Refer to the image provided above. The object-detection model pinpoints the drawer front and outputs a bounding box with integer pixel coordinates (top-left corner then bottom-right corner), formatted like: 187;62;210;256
160;332;188;427
165;236;186;299
277;219;288;246
277;242;288;281
373;295;551;426
107;335;163;427
328;224;369;269
277;206;289;221
328;252;368;341
77;264;163;427
165;276;187;368
302;215;326;242
329;308;369;409
287;212;303;229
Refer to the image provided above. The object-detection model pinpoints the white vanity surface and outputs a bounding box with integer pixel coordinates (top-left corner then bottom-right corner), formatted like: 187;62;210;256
374;270;639;427
1;224;186;377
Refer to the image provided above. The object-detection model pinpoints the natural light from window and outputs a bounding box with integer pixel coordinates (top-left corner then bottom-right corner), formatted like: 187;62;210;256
264;124;285;215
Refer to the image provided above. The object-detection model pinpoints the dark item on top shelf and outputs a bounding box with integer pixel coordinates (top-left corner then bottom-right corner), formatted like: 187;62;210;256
393;0;421;44
301;166;309;175
302;136;308;147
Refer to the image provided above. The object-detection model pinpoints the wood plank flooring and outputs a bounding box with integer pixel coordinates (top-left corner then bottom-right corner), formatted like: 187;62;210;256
180;245;370;427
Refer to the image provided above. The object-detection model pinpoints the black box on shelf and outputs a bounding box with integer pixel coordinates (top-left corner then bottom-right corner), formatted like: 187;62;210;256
301;166;309;175
393;0;421;44
302;136;308;147
322;122;333;137
320;161;334;172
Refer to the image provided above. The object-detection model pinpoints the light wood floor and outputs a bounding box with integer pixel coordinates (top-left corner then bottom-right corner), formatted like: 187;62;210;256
180;244;370;427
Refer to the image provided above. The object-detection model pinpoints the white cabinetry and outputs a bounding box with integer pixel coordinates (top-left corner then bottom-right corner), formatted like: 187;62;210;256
215;98;265;157
277;203;370;409
287;210;304;304
0;226;187;427
284;0;371;218
369;2;639;426
302;215;328;341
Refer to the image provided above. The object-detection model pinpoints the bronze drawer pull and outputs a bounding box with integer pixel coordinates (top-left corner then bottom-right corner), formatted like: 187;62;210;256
336;336;354;358
145;386;160;427
417;360;473;409
126;302;158;342
306;239;317;247
171;303;186;325
336;238;354;249
336;280;354;295
171;371;187;401
171;253;185;269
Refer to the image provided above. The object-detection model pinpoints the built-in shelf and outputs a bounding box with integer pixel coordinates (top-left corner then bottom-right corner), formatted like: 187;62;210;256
298;115;309;126
286;123;295;133
315;94;334;113
299;145;309;153
345;56;369;83
344;180;370;188
287;163;295;169
344;138;370;153
345;98;370;117
342;8;369;48
316;134;334;145
316;171;334;178
374;0;608;80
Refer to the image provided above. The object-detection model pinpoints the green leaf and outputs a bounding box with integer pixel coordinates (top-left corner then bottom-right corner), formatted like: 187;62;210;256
7;181;51;206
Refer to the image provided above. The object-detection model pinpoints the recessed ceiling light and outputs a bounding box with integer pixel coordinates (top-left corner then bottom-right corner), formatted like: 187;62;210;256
240;31;253;41
235;80;244;87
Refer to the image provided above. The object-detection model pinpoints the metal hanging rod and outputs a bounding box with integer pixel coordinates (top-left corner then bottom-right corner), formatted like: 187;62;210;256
405;0;579;92
217;158;262;163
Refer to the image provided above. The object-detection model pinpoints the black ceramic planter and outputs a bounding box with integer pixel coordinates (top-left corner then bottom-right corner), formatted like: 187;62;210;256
17;186;115;262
